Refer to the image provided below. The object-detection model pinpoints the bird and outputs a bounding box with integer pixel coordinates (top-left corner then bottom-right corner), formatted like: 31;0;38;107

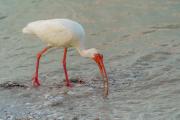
22;18;109;97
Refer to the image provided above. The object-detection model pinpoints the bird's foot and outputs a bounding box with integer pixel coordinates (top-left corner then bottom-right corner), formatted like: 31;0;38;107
32;76;41;87
66;82;73;88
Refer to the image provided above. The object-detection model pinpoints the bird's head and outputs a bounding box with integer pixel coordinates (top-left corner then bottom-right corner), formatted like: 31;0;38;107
80;48;109;96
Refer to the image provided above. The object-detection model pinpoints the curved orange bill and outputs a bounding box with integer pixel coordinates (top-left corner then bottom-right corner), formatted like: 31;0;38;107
93;53;109;97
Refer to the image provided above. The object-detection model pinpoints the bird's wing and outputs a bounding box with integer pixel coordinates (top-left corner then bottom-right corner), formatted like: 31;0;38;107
45;21;73;37
34;21;73;45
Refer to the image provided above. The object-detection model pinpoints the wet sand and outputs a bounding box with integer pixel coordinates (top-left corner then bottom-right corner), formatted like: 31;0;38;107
0;0;180;119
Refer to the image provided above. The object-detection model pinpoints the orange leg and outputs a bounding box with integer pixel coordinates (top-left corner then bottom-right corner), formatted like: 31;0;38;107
32;46;51;86
62;48;72;87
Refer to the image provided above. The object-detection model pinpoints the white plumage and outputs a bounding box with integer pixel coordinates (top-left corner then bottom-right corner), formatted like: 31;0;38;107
23;19;85;49
23;18;109;97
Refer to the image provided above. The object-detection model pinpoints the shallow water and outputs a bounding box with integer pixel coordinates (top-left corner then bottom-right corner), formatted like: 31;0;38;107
0;0;180;119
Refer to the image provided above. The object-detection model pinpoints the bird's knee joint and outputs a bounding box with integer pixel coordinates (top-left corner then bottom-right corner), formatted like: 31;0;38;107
37;53;42;59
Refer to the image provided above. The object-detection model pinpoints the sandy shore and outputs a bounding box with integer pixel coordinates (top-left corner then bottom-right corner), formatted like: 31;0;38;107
0;0;180;119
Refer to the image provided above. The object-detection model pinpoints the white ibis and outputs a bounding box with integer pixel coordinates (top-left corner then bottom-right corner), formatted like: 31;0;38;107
22;19;109;96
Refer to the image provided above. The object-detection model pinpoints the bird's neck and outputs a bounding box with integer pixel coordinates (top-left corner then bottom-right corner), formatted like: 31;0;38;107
76;48;91;58
76;47;98;58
